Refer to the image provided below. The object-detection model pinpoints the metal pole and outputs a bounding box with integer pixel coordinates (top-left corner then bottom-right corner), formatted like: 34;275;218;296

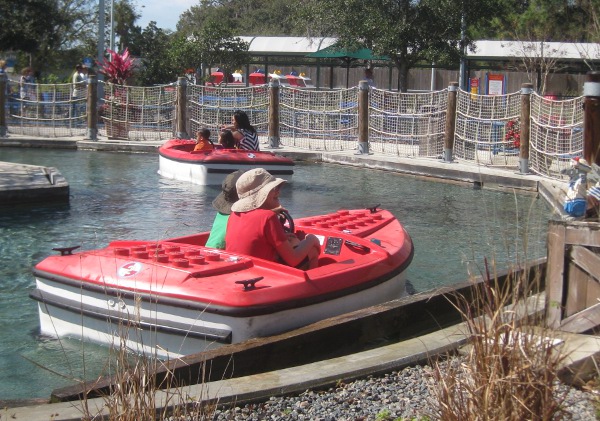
458;14;466;90
267;78;280;148
97;0;106;102
110;0;115;53
98;0;105;65
86;75;98;140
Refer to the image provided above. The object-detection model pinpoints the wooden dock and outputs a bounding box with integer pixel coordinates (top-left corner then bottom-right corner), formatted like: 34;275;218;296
0;161;69;205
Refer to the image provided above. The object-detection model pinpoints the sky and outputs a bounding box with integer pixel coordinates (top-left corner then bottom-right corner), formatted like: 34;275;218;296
136;0;197;31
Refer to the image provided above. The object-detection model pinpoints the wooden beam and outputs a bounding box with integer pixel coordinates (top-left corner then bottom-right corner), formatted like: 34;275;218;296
570;245;600;282
560;302;600;333
547;221;567;328
564;222;600;247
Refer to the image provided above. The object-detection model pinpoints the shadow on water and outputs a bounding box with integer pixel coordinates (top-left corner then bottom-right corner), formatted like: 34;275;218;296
0;149;553;400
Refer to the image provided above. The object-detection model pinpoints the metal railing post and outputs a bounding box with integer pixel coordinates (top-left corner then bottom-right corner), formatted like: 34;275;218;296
86;75;98;140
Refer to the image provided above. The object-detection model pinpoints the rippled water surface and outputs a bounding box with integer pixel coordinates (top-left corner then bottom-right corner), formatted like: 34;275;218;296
0;148;553;400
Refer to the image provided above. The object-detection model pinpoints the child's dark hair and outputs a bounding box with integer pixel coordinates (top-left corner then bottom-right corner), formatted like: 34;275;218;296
199;128;211;139
219;130;236;148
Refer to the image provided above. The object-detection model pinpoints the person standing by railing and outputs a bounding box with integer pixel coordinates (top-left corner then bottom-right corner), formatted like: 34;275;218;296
19;67;35;100
71;63;88;118
71;64;87;99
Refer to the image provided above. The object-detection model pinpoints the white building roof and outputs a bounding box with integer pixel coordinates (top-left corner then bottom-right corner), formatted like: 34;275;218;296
231;37;600;62
239;36;338;55
468;40;600;61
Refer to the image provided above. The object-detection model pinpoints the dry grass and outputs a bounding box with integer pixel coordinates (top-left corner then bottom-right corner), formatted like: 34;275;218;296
76;301;218;420
429;258;571;421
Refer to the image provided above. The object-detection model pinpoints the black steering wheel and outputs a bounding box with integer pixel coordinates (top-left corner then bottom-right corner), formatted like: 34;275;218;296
278;209;295;233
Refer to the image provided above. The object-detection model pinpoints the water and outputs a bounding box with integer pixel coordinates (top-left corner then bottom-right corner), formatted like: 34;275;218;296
0;148;553;400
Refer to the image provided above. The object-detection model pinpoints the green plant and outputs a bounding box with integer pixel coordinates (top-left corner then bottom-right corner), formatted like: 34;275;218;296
98;48;136;85
376;409;392;420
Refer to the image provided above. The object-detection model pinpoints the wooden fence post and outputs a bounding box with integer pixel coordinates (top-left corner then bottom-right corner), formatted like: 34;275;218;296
519;83;533;174
356;80;370;155
86;75;97;141
444;82;458;162
176;76;188;139
0;74;6;137
268;78;280;148
583;72;600;166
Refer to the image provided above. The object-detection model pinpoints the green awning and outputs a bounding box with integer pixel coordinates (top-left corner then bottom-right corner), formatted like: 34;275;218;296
306;46;388;61
307;45;388;88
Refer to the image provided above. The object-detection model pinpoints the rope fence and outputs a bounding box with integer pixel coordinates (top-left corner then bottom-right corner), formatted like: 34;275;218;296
529;95;584;178
454;90;522;167
368;88;447;157
5;80;87;137
0;76;588;181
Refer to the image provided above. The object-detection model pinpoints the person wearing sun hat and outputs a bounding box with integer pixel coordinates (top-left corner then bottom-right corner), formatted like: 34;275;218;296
225;168;321;269
205;170;245;249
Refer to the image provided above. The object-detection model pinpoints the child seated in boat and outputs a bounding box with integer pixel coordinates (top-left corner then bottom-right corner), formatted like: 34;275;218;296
194;128;214;151
205;170;244;249
226;168;321;269
218;130;237;149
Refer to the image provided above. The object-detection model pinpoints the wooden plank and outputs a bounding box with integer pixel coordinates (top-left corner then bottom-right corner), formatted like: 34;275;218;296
565;264;589;317
565;223;600;247
547;221;567;328
560;302;600;333
570;245;600;282
586;276;600;308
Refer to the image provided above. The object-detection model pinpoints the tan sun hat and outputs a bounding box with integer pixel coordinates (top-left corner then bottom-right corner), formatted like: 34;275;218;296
230;168;286;213
212;170;245;214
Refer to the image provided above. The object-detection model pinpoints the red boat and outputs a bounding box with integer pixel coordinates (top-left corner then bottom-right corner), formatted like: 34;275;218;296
158;139;294;185
286;73;315;88
248;72;267;85
30;208;414;359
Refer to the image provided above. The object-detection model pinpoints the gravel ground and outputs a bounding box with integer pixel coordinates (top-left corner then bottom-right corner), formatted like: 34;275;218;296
208;360;598;420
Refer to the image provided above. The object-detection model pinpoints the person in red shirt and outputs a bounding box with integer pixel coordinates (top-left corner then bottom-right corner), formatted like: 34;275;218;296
225;168;321;269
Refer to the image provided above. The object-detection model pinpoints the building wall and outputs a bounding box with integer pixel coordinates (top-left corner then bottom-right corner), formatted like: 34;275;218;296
262;64;587;96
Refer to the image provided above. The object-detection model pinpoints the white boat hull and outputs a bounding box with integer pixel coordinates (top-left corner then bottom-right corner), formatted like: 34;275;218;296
158;155;294;186
34;271;407;359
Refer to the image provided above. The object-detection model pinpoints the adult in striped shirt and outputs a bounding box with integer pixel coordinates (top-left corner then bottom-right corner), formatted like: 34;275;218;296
222;110;260;151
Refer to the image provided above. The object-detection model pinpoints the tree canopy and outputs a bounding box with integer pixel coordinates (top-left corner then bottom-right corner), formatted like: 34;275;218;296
168;20;249;84
297;0;501;92
0;0;97;76
4;0;600;86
